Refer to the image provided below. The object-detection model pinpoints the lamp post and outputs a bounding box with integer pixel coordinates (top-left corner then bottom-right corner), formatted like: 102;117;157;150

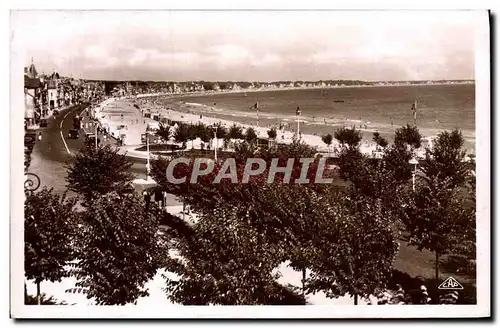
212;124;218;162
95;122;98;149
296;106;301;141
145;129;151;180
409;157;419;191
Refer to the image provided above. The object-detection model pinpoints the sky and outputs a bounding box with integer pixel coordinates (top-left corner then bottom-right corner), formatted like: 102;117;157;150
11;10;479;82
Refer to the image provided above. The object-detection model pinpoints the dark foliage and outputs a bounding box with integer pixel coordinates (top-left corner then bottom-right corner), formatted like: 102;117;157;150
228;123;245;140
65;144;134;204
267;128;277;140
155;123;171;142
245;127;258;143
321;133;333;147
373;132;389;148
25;188;77;286
420;129;469;189
70;193;168;305
394;124;422;149
334;127;362;148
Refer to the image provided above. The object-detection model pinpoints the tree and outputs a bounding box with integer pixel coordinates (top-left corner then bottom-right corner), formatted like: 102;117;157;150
71;192;167;305
65;144;134;205
394;124;422;149
402;176;474;281
420;129;469;189
334;127;362;148
306;193;400;304
381;125;424;184
166;202;288;305
452;169;476;261
267;128;277;149
245;127;258;144
194;123;211;143
155;123;171;143
402;129;474;281
267;128;277;140
25;187;77;304
383;143;414;183
214;122;228;140
373;132;389;148
229;123;244;140
321;134;333;154
174;123;190;149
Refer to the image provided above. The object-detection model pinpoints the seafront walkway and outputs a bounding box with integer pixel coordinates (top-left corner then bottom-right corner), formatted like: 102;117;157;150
93;97;439;161
93;98;158;146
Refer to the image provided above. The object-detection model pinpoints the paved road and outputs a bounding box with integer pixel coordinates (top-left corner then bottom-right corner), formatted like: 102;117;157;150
29;104;86;194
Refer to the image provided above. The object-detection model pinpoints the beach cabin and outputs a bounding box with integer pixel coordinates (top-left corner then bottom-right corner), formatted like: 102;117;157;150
147;122;160;131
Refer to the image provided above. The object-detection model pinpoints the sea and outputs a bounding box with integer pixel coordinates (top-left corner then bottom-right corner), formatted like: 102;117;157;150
161;84;475;152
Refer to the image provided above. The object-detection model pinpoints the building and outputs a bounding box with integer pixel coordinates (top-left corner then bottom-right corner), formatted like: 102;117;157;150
24;61;43;128
47;70;60;110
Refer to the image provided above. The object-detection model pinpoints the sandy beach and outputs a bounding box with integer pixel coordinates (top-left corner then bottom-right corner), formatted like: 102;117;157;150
97;96;437;159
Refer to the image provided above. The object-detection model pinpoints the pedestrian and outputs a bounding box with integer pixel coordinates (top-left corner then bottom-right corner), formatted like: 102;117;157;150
162;191;167;209
154;189;163;208
37;132;42;141
143;191;151;211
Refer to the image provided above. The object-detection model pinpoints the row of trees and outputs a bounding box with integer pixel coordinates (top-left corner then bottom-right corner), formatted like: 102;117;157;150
155;121;265;150
25;123;476;305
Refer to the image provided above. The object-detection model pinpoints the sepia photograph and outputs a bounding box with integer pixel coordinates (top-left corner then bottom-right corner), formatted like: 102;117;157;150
9;8;490;319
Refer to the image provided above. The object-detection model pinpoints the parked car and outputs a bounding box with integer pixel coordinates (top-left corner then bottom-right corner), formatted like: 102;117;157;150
68;129;79;139
39;119;48;128
24;132;37;149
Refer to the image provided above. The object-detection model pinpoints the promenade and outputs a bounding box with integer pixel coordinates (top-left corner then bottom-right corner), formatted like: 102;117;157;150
97;97;413;159
93;98;158;146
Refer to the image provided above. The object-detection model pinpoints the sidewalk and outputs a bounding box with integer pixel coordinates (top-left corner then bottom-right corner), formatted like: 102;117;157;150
93;98;158;146
79;108;120;148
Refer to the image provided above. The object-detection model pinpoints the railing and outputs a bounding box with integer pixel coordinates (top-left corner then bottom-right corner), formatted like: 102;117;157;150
24;172;41;196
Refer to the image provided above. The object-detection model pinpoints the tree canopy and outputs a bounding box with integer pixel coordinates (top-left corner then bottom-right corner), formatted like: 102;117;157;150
321;134;333;147
245;127;258;143
70;192;167;305
25;188;77;285
65;144;134;205
334;127;362;148
267;128;277;140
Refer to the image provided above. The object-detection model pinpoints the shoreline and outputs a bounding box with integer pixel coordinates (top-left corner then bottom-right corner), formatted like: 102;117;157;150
140;96;475;154
126;98;466;159
134;81;475;103
98;87;475;158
